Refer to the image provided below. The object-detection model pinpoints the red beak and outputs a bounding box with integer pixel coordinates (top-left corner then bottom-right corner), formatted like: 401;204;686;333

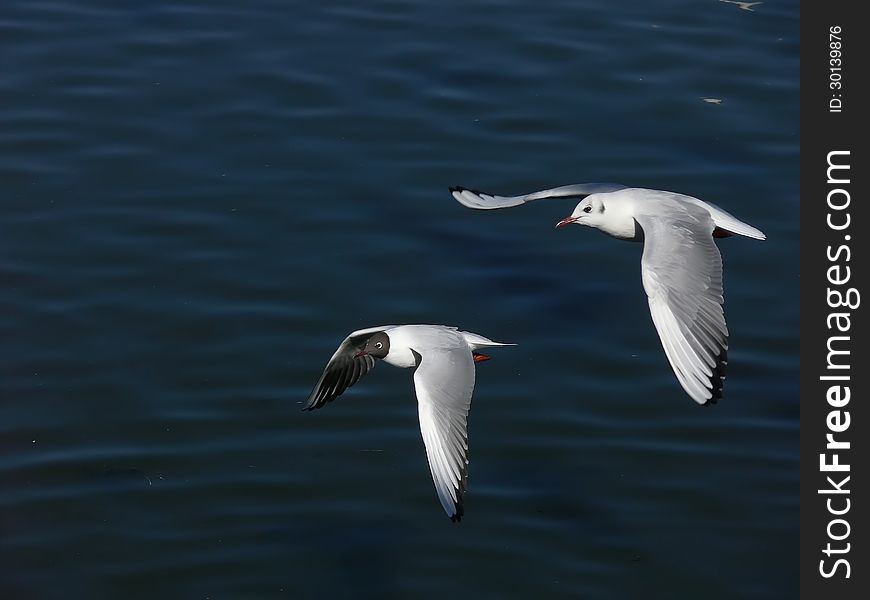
556;216;579;228
353;350;368;358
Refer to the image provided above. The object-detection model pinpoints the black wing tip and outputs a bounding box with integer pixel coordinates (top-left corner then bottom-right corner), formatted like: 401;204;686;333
301;396;324;411
302;386;332;411
449;185;486;196
302;390;341;412
301;386;338;412
449;480;467;522
702;347;728;407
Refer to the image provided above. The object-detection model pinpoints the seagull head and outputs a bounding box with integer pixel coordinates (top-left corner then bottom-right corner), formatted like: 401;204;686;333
556;195;606;229
354;331;391;359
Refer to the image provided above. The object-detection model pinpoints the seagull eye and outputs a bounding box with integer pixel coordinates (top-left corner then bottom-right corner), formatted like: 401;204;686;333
375;341;383;349
583;206;592;213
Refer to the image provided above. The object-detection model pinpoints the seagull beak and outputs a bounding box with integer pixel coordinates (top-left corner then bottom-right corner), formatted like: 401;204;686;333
353;350;368;358
556;216;579;228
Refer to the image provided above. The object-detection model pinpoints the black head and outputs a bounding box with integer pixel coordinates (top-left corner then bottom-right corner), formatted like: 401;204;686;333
359;331;390;359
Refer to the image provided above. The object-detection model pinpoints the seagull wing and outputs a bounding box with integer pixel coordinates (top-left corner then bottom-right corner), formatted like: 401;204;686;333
303;326;394;411
634;207;728;405
412;338;476;521
450;183;627;210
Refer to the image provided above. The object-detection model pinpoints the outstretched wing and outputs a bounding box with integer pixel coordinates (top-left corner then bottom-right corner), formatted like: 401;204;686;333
413;342;475;522
303;327;393;411
450;182;626;210
634;206;728;405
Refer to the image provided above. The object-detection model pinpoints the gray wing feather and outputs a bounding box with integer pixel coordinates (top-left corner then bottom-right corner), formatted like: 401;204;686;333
413;341;475;522
450;183;627;210
635;207;729;405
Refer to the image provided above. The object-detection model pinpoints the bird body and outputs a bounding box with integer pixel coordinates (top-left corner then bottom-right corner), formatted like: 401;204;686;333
305;324;513;521
558;188;766;241
451;183;765;405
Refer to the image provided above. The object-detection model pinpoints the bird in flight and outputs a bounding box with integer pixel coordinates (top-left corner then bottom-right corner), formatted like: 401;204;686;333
304;324;513;521
450;183;765;405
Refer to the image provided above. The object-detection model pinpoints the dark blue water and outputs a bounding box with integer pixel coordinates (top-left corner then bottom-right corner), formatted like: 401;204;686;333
2;1;798;598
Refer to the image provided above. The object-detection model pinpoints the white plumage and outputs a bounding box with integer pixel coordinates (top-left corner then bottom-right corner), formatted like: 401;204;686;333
451;184;765;405
305;324;513;520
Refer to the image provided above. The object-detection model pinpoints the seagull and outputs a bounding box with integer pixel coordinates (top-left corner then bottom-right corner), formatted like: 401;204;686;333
450;184;765;405
304;324;513;521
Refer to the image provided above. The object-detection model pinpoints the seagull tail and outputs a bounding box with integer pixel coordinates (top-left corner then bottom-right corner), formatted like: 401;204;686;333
701;202;767;240
714;218;766;240
460;331;516;351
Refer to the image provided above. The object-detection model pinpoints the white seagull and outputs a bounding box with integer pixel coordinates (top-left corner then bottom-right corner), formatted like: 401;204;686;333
450;183;766;405
304;324;513;521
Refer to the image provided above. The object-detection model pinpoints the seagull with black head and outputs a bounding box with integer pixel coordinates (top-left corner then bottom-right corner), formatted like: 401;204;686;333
305;324;513;521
